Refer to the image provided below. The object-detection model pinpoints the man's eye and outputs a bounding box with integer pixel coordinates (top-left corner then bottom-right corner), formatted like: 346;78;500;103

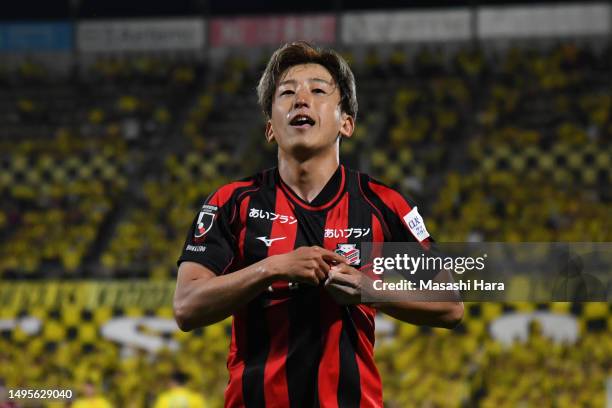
313;88;326;94
280;90;294;96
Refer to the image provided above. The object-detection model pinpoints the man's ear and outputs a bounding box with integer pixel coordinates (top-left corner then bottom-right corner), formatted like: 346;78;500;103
265;120;275;143
339;113;355;139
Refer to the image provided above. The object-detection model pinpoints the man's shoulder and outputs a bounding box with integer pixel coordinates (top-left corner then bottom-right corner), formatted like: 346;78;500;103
209;168;275;207
349;169;404;197
349;169;419;210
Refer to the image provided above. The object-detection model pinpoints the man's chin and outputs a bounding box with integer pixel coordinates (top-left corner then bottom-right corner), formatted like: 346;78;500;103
277;132;338;161
290;143;320;161
281;141;326;162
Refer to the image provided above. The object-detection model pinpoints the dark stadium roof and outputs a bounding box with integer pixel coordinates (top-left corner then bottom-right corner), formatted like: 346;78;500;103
1;0;596;20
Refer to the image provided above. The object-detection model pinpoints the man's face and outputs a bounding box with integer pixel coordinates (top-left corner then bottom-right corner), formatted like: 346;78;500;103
266;63;354;158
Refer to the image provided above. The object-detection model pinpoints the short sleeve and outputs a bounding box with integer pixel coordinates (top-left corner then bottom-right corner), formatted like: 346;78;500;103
364;177;434;245
177;195;236;275
361;176;441;281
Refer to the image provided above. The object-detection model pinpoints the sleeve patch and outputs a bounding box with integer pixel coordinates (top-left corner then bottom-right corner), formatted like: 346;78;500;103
402;206;430;242
194;204;218;239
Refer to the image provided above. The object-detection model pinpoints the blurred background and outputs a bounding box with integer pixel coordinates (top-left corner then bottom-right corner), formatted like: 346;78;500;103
0;0;610;406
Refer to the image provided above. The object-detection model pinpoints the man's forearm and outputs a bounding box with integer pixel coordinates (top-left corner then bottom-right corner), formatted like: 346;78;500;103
372;300;464;329
369;267;463;329
173;261;275;331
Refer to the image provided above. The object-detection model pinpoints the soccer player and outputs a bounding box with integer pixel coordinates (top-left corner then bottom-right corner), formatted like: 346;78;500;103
72;382;113;408
174;42;463;407
153;371;208;408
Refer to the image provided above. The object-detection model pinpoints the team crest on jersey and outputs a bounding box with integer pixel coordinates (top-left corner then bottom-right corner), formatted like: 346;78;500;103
335;244;360;266
194;205;218;239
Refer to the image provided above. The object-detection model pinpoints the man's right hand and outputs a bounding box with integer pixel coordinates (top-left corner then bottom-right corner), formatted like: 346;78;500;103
266;246;348;286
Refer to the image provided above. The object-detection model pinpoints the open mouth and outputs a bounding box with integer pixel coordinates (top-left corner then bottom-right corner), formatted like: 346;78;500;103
289;114;316;128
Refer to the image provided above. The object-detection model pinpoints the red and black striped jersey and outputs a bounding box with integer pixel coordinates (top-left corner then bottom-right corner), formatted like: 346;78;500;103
178;165;433;408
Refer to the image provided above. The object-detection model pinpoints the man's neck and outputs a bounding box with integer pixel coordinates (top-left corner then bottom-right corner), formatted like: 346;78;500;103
277;148;339;203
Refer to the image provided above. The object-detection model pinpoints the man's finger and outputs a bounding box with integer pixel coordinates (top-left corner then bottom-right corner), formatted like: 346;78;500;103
325;270;357;288
315;257;331;278
330;264;360;276
319;248;348;265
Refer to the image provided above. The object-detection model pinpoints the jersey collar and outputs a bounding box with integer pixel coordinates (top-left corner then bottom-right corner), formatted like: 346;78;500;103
277;165;346;211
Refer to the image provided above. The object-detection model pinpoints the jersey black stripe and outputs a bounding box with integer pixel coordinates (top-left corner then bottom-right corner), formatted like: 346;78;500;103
348;171;374;267
286;208;324;408
243;298;270;408
242;188;275;407
337;188;363;408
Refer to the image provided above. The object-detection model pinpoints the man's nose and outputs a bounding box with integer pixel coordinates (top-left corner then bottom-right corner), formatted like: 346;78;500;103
293;88;311;109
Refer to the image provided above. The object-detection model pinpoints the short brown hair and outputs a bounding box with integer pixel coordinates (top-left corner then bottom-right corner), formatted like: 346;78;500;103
257;41;358;121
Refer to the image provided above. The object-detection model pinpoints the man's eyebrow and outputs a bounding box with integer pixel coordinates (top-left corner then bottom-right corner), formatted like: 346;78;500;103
310;78;334;86
278;78;334;87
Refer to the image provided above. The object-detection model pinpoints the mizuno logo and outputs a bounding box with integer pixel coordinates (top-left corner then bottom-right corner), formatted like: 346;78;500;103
256;236;286;247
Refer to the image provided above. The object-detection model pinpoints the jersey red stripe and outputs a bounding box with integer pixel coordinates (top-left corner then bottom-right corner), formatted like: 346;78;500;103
263;301;290;408
237;196;250;264
358;215;386;282
267;188;297;256
225;310;246;407
352;305;382;408
262;187;297;407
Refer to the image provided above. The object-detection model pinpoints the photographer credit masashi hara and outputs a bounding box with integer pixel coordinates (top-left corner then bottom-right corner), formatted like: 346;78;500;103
372;278;505;292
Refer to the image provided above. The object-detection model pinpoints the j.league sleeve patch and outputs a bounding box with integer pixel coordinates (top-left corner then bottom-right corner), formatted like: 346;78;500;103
194;204;218;238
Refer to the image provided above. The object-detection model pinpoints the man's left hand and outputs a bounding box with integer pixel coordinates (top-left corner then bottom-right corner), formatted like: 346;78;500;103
324;263;366;305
